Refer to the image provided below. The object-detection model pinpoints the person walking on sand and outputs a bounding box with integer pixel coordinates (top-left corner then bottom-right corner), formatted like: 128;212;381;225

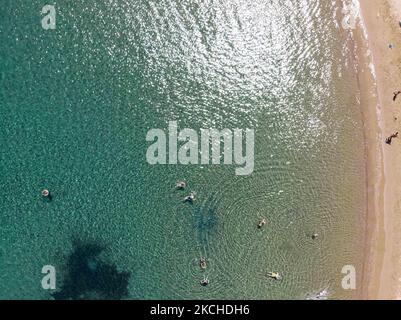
386;132;399;145
393;91;401;101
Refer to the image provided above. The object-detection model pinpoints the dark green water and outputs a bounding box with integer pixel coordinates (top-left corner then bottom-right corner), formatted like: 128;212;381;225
1;0;366;299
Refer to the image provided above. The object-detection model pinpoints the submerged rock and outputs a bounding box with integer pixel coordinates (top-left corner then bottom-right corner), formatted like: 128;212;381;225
52;239;131;300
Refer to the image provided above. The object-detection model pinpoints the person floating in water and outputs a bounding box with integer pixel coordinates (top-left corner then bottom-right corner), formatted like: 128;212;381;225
201;276;209;286
267;272;281;280
258;218;267;229
184;192;196;203
200;257;207;270
386;132;399;145
176;181;187;190
41;189;52;201
393;91;401;101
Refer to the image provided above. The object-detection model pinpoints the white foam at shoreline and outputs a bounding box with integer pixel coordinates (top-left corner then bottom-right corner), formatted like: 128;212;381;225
353;0;378;82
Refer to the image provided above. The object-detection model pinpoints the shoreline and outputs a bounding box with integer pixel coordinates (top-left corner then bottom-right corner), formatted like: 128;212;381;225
357;0;401;300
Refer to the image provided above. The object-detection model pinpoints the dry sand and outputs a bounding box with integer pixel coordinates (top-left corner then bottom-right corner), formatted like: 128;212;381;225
357;0;401;300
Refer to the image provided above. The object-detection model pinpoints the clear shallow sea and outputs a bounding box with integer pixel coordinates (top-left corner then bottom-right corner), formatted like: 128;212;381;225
0;0;366;299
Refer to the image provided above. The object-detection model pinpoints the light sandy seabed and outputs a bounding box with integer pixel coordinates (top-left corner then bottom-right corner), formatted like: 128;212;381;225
357;0;401;300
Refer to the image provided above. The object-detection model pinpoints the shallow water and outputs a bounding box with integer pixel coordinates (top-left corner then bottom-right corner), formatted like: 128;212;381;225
0;0;366;299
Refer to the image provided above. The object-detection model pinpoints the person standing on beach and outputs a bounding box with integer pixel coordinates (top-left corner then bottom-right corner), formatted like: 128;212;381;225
393;91;401;101
386;132;399;145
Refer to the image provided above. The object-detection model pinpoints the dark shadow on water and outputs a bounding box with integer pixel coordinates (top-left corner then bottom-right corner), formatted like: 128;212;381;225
196;196;219;247
52;239;131;300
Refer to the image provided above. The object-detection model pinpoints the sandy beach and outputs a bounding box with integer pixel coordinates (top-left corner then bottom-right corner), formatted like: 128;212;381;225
356;0;401;300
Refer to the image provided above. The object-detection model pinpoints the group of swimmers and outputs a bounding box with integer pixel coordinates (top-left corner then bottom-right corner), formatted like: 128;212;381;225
256;213;319;280
41;177;320;287
176;180;320;287
176;181;196;203
176;181;284;284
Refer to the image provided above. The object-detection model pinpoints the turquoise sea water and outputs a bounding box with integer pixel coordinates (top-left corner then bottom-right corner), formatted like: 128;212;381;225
1;0;366;299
